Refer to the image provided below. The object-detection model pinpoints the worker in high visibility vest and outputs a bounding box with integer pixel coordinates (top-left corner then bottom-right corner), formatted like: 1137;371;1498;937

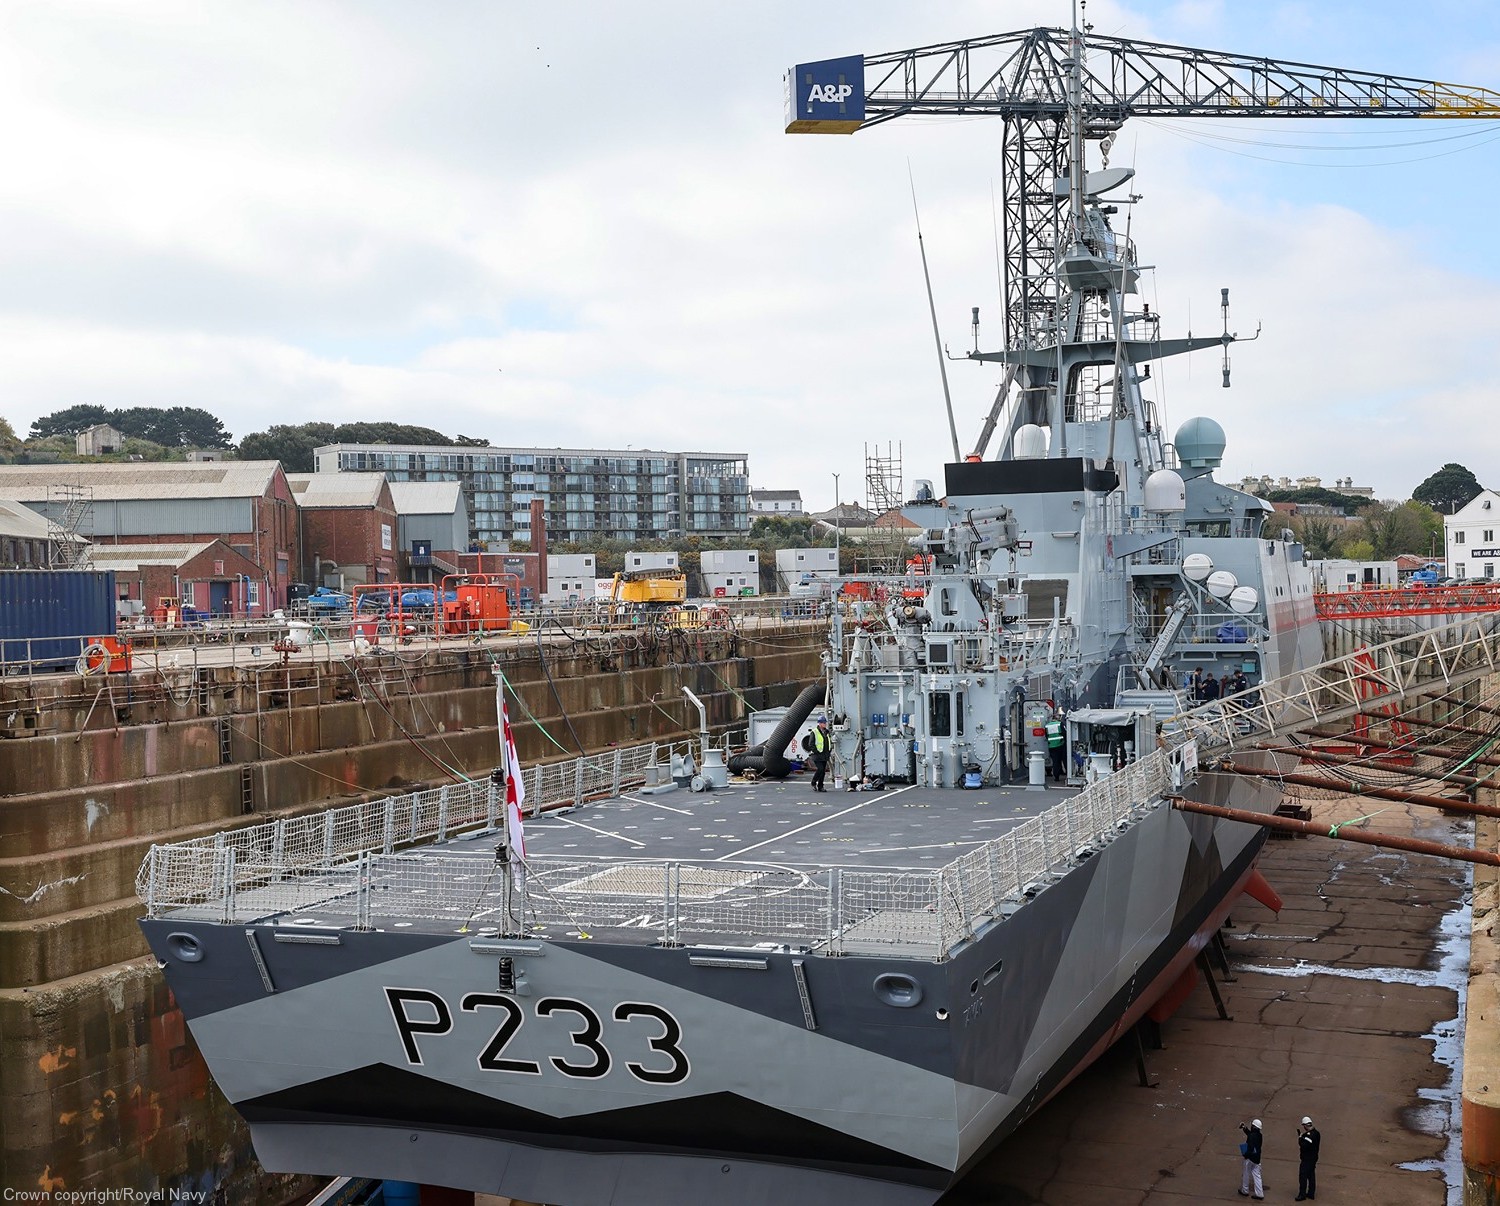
1045;710;1066;782
809;718;832;792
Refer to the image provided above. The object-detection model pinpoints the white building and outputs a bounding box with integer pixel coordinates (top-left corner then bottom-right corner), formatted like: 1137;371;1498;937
544;553;596;606
625;551;678;572
751;489;804;515
75;423;123;457
775;547;838;591
1445;489;1500;580
1308;559;1398;592
700;549;759;597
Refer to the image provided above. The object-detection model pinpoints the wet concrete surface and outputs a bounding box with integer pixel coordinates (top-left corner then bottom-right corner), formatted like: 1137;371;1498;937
944;792;1474;1205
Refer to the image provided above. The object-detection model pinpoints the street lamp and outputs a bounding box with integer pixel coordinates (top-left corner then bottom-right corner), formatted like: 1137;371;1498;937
832;472;841;573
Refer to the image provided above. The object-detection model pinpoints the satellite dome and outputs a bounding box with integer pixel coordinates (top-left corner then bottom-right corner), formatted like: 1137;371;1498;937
1012;424;1049;460
1143;469;1186;513
1174;416;1227;469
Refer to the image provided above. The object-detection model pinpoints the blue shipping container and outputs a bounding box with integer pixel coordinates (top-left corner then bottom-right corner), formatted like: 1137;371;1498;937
0;569;117;670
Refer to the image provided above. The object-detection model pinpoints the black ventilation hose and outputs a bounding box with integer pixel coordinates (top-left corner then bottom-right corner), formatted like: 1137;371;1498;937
727;682;825;779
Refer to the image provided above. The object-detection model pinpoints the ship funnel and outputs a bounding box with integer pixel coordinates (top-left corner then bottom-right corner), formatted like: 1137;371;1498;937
1013;424;1049;460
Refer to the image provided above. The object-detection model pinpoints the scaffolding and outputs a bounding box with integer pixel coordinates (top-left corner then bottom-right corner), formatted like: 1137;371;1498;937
861;442;909;573
47;483;93;568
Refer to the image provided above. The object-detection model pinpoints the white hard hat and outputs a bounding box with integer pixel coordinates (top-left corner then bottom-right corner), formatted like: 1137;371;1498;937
1252;1119;1262;1129
1301;1116;1312;1125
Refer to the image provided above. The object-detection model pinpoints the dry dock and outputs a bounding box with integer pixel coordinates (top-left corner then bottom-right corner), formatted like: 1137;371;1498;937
948;790;1475;1204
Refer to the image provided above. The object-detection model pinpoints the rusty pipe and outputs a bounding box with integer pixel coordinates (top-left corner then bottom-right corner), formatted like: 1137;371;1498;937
1171;797;1500;866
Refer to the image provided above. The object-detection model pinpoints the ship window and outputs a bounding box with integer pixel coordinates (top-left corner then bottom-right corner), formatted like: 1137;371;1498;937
955;691;965;736
929;693;952;737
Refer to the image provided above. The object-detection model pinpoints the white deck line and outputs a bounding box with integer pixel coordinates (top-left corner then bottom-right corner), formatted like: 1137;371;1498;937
715;786;915;862
540;814;647;848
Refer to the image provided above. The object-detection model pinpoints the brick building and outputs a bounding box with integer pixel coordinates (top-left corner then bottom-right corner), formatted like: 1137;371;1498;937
89;540;265;616
0;462;298;609
287;473;398;588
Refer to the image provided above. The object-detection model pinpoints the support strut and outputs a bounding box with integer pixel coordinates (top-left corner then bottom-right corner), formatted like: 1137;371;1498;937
1171;798;1500;866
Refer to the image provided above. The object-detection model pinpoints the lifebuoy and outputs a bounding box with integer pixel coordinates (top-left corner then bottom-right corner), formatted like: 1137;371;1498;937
77;643;110;676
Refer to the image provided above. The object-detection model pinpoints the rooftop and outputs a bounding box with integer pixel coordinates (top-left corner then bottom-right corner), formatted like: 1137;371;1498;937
287;472;389;509
0;461;282;502
0;498;67;543
387;480;464;515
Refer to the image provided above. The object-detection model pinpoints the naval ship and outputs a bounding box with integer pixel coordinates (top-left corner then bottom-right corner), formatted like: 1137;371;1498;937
138;32;1324;1206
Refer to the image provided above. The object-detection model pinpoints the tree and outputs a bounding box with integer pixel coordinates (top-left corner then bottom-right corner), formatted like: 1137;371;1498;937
238;423;338;472
1290;515;1344;560
0;416;19;463
29;404;112;438
1360;502;1434;559
1413;463;1483;515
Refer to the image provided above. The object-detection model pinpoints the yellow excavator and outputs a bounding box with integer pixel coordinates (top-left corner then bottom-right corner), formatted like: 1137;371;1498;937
608;567;687;609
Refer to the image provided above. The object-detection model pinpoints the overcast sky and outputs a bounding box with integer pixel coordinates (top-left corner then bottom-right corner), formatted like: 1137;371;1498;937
4;0;1500;509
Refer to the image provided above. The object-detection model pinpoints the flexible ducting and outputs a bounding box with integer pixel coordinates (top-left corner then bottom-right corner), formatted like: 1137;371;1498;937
727;682;825;779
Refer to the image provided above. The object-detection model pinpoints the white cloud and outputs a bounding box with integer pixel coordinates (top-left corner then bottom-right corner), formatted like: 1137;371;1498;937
0;0;1496;507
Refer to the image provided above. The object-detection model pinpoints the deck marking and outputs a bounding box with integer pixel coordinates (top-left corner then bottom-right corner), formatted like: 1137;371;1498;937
548;814;647;848
717;787;913;861
622;794;693;815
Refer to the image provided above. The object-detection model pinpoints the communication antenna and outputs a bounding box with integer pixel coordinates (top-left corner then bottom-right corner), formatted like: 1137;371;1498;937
909;166;963;462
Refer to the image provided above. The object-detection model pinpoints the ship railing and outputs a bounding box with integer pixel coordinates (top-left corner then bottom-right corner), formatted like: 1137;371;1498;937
933;750;1173;953
135;737;697;915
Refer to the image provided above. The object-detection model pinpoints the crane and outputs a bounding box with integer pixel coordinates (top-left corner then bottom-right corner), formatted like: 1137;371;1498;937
787;26;1500;456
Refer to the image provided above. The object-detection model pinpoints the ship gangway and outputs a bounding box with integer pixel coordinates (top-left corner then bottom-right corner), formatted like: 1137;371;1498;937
1315;583;1500;621
1177;609;1500;754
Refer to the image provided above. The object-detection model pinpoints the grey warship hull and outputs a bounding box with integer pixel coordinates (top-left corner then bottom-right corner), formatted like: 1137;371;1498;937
140;754;1293;1206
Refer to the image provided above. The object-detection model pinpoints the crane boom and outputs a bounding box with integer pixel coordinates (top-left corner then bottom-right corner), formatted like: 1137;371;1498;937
787;26;1500;404
851;27;1500;124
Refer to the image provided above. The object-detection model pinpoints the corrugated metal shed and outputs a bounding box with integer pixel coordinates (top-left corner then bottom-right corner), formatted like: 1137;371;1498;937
390;481;467;553
287;472;389;508
0;461;281;501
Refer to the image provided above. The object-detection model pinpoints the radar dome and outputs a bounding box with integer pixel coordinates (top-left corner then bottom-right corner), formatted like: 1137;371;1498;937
1012;424;1049;460
1144;469;1186;513
1174;416;1227;469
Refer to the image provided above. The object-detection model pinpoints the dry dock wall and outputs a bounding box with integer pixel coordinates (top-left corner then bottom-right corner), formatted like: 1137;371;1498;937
0;624;823;1198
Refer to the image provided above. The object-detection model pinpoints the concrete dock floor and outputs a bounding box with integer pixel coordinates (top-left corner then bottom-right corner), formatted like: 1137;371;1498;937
945;792;1474;1204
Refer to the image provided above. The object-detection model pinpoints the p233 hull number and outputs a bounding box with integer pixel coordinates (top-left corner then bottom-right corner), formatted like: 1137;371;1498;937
384;988;689;1085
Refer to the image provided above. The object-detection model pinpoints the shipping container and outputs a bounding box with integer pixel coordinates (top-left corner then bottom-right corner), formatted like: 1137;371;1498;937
0;569;117;671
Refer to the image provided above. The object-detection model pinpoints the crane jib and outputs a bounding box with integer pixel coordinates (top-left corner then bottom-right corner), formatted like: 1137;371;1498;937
783;31;1500;132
